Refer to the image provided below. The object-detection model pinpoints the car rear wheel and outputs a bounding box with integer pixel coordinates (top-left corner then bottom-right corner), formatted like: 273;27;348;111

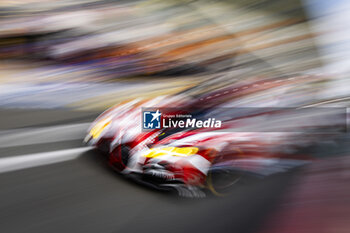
206;169;242;196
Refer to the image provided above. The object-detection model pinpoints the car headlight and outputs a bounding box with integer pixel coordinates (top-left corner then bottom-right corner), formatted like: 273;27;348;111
89;117;112;139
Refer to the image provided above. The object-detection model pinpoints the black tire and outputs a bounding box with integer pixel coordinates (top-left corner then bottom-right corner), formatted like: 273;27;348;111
120;145;131;166
206;169;242;196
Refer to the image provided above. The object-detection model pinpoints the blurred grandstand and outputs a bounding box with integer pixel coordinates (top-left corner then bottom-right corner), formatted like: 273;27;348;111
0;0;334;109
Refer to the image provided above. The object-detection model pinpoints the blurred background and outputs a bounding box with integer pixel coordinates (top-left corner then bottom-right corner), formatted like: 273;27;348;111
0;0;349;233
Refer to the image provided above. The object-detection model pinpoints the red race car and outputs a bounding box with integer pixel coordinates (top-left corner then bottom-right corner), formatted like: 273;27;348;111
85;76;333;197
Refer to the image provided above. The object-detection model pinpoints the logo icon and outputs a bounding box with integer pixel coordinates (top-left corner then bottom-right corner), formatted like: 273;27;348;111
143;110;161;129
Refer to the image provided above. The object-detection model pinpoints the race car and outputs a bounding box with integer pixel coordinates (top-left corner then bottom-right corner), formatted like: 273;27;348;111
84;76;325;197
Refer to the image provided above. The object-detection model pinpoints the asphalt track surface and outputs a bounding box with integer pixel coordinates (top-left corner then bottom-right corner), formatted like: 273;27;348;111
0;109;297;233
